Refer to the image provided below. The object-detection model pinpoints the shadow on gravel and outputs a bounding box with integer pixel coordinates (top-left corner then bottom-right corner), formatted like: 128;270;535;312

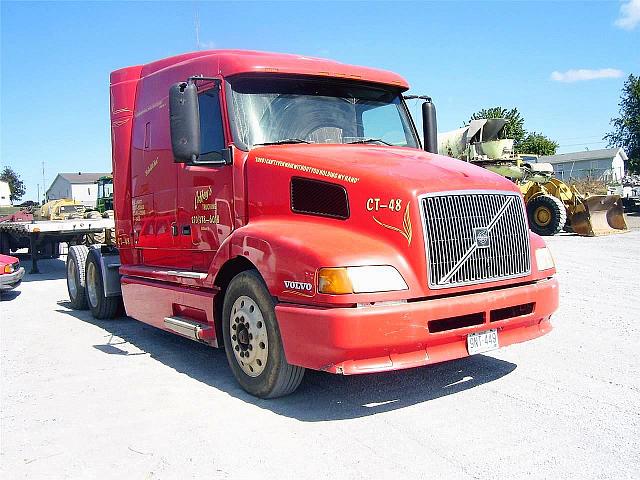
18;256;67;282
55;307;517;422
0;290;21;301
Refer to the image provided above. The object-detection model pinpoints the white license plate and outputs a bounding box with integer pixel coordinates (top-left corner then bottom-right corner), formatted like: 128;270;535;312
467;329;499;355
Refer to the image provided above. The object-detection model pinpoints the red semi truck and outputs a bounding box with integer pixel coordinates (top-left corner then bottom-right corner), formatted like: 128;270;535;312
66;50;559;398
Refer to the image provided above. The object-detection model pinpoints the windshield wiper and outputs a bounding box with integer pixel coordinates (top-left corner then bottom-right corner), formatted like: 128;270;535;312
345;138;393;146
254;138;310;146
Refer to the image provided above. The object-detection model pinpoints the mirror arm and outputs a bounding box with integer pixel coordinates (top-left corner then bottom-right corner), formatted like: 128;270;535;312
187;75;221;86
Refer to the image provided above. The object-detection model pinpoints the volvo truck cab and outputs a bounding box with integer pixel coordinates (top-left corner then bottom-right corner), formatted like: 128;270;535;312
66;51;559;398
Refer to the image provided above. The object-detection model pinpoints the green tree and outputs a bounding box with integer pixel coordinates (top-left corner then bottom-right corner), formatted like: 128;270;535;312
0;166;25;203
469;107;526;147
518;132;558;156
604;74;640;174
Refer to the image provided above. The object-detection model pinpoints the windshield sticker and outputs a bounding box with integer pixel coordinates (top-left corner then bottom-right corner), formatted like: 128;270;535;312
255;157;359;184
370;201;413;245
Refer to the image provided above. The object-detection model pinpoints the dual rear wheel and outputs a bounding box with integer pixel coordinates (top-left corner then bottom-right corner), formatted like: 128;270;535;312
66;245;120;319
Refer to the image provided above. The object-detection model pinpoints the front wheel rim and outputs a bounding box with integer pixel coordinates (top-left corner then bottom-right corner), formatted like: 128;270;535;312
86;262;99;308
229;295;268;377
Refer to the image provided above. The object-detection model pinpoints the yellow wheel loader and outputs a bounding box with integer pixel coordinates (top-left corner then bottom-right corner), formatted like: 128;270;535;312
521;178;628;236
438;118;628;236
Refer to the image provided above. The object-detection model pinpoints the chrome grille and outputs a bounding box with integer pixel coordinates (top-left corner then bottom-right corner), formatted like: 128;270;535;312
421;191;531;289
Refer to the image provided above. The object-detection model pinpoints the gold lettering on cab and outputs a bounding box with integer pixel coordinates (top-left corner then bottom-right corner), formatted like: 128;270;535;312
145;157;158;176
132;198;146;222
194;186;212;209
366;198;402;212
117;235;132;247
191;214;219;224
366;198;413;245
193;186;219;224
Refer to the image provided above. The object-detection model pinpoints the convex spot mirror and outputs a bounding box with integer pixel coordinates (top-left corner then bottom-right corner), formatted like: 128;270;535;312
169;82;201;163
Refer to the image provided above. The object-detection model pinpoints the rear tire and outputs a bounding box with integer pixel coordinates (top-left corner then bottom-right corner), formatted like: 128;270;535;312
527;194;566;236
67;245;89;310
85;250;120;320
222;270;305;398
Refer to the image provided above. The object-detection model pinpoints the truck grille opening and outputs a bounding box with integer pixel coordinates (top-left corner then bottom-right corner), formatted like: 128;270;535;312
490;302;535;322
421;192;531;289
290;177;349;220
428;312;485;333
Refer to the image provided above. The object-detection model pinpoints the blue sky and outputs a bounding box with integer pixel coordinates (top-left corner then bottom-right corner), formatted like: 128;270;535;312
1;1;638;201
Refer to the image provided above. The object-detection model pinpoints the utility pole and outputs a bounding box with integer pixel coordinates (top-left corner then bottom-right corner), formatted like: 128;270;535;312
42;160;46;194
195;7;200;50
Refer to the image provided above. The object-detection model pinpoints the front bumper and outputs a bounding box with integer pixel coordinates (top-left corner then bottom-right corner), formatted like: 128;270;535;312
0;267;25;291
276;277;558;374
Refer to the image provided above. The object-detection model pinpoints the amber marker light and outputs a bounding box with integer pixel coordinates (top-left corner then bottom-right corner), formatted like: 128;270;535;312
318;266;408;294
318;268;353;294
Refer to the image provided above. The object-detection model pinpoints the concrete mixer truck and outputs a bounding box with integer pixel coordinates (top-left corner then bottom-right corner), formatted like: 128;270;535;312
438;118;628;236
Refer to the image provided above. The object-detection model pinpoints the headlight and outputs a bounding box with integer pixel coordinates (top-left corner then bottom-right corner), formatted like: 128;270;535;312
535;247;555;271
318;266;408;294
4;265;13;274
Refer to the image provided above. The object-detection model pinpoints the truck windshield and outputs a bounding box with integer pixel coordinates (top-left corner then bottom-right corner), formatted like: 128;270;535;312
227;77;418;150
59;205;81;214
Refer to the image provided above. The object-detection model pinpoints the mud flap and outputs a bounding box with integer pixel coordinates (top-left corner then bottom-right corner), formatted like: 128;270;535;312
570;195;629;236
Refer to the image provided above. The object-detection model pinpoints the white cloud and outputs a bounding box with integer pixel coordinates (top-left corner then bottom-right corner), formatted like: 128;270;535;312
550;68;624;83
615;0;640;30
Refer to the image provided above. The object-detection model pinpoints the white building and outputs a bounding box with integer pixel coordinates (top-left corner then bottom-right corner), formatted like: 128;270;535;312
0;181;11;207
539;148;627;183
46;172;110;207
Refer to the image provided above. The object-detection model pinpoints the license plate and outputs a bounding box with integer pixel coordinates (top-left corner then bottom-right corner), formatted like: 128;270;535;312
467;329;499;355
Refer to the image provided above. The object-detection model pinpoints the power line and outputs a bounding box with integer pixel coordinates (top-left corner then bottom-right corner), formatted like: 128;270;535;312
559;140;608;148
555;135;603;142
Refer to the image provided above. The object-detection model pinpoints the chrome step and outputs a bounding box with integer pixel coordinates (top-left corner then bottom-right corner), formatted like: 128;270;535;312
163;316;214;341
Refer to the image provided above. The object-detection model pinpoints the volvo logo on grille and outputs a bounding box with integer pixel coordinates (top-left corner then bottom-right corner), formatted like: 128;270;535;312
473;227;490;248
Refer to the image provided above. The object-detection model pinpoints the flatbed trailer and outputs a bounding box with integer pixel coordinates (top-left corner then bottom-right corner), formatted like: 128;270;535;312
0;218;114;273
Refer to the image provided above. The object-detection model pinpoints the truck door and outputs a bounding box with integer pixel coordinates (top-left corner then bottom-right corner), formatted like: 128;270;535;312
130;96;180;268
176;83;234;271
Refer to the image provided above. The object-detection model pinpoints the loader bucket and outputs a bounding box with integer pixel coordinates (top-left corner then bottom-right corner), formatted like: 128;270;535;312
570;195;629;236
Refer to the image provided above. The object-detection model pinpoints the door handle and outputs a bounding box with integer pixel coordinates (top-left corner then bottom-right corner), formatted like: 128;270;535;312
182;225;191;235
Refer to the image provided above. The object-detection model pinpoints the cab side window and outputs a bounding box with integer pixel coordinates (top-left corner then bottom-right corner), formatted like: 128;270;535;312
198;88;225;162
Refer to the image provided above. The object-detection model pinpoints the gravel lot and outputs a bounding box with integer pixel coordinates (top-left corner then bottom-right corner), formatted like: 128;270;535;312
2;226;639;479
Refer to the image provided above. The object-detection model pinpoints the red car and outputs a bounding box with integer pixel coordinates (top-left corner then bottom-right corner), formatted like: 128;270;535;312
0;254;24;292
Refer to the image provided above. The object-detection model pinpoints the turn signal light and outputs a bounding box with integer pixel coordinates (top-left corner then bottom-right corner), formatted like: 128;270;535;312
318;268;353;294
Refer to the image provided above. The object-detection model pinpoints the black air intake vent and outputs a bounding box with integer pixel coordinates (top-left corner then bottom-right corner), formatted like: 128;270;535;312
290;177;349;220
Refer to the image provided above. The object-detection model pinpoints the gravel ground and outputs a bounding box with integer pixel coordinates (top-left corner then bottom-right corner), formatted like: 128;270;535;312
1;229;639;479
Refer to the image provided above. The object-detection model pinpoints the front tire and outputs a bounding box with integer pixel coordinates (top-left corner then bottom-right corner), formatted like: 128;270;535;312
222;270;304;398
527;194;567;236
